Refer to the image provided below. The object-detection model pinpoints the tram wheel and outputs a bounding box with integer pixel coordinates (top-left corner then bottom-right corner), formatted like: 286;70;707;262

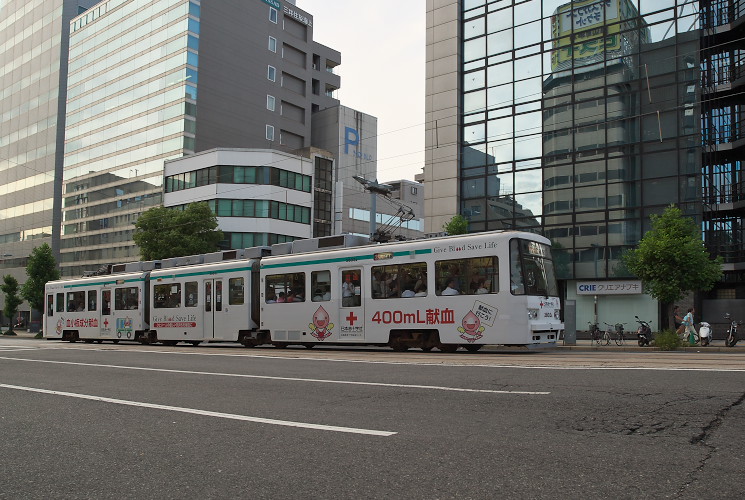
464;344;482;352
438;344;458;353
421;346;433;352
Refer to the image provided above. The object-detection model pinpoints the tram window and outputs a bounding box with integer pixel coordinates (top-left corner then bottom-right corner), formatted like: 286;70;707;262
47;295;54;316
115;287;139;310
56;293;64;313
265;273;305;303
435;257;498;296
205;282;212;312
341;269;361;307
185;281;198;307
102;290;111;315
154;284;181;308
229;278;244;305
67;291;85;312
88;290;97;311
311;270;331;302
371;263;427;299
216;281;223;311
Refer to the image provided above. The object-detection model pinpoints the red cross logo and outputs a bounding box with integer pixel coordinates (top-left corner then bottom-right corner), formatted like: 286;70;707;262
346;312;358;325
103;318;109;328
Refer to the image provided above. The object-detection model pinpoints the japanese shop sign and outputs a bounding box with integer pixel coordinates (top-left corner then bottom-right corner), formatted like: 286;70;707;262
576;280;642;295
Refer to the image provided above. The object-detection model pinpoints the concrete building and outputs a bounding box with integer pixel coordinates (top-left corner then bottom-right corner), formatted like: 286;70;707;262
425;0;745;326
0;0;99;325
60;0;341;277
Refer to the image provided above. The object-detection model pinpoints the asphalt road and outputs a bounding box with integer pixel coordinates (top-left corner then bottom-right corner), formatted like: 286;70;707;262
1;338;743;499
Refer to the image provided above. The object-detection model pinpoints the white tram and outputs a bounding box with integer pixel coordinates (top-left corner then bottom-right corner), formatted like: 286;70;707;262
260;231;563;351
44;230;563;350
44;271;149;343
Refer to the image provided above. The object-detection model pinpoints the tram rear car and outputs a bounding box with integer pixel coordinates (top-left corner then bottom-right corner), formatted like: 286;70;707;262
44;272;149;343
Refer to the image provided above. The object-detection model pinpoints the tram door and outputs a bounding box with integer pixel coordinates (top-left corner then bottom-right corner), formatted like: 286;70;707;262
339;268;364;341
203;279;223;339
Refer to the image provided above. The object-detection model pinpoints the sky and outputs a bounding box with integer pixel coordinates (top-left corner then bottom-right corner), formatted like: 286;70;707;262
298;0;426;183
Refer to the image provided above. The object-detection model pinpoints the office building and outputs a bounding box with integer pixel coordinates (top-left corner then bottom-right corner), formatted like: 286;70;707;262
60;0;341;277
425;0;744;322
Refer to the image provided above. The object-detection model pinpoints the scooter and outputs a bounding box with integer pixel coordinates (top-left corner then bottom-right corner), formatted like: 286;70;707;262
724;313;741;347
635;316;652;347
698;321;712;346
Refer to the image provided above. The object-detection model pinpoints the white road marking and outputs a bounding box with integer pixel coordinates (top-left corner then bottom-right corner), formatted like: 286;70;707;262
0;383;395;436
0;356;549;395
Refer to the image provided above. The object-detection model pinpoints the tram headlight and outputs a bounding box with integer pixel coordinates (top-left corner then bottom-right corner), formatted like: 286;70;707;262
528;308;539;320
554;309;561;320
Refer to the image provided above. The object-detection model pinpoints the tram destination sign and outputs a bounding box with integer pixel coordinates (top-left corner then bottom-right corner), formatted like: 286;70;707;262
576;280;642;295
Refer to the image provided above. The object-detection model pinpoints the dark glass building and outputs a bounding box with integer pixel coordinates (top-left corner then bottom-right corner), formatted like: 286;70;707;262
425;0;744;324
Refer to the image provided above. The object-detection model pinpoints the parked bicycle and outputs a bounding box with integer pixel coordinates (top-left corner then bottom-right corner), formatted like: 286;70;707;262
613;323;627;346
724;313;742;347
599;322;614;346
588;322;602;345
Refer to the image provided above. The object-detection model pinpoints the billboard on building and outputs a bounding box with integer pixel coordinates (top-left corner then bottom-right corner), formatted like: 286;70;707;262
550;0;646;73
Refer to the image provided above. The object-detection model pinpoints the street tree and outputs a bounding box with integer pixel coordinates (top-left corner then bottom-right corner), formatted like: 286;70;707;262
443;215;469;235
622;205;723;304
21;243;60;316
1;275;23;335
133;202;224;260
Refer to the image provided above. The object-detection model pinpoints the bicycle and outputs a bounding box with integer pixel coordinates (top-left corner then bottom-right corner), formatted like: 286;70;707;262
587;322;602;345
598;322;612;346
613;322;627;346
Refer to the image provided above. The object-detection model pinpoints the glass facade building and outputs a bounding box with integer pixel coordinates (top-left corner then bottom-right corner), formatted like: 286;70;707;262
0;1;98;274
61;0;200;276
425;0;745;320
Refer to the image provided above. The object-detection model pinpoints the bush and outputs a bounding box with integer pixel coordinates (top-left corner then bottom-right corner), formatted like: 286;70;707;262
654;329;682;351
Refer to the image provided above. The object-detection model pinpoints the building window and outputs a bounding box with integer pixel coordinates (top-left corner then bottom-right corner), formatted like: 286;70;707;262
267;95;275;111
268;36;277;53
267;65;276;82
269;7;278;23
266;125;275;141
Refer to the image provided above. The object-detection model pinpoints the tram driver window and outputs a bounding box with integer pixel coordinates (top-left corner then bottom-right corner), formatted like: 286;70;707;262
435;257;498;296
56;293;64;312
88;290;97;311
47;295;54;316
102;290;111;315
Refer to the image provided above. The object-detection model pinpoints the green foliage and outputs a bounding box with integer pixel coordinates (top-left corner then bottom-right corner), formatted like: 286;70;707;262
622;205;723;304
133;202;224;260
1;275;23;334
653;329;682;351
21;243;60;313
443;215;469;235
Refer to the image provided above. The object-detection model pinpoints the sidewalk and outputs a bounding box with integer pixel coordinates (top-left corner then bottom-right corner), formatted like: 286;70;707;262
559;339;745;352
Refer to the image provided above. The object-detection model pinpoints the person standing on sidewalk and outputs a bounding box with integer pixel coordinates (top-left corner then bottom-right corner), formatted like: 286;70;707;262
682;307;696;345
673;305;684;335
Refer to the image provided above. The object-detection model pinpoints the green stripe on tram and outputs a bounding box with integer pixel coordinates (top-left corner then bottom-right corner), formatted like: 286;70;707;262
65;278;146;288
261;248;433;270
158;266;252;279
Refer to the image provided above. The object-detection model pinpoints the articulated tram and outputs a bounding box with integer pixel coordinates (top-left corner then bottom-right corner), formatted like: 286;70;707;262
44;230;564;351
